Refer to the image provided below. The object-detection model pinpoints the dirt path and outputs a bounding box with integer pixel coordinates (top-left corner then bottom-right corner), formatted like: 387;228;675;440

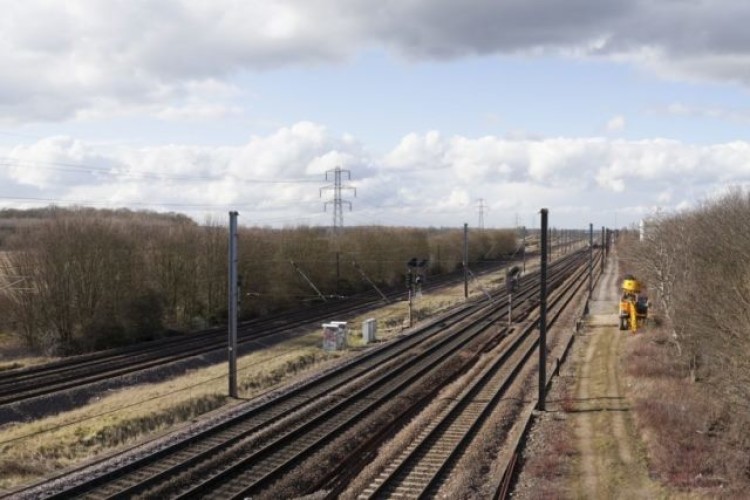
568;250;663;498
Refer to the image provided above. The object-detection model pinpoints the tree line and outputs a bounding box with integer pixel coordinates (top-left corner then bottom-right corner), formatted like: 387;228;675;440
0;207;517;355
622;188;750;447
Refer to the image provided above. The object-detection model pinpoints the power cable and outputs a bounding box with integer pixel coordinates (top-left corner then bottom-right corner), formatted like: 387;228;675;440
0;157;320;184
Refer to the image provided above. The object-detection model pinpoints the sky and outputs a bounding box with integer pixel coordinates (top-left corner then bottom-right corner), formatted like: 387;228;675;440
2;0;750;230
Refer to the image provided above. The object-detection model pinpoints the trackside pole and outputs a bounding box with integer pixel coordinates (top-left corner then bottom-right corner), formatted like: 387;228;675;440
508;293;512;327
538;208;548;411
522;226;527;275
408;288;413;328
463;223;469;299
589;223;594;298
228;211;239;399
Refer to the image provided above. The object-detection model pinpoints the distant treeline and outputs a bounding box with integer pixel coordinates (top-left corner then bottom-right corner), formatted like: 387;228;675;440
0;207;517;354
0;207;192;248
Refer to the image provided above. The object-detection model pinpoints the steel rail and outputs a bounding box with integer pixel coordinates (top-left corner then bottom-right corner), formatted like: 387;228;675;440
34;303;478;500
174;254;586;500
360;257;590;498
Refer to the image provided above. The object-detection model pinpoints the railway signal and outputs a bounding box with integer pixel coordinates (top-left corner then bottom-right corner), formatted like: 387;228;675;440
406;258;416;327
406;257;428;327
506;266;521;327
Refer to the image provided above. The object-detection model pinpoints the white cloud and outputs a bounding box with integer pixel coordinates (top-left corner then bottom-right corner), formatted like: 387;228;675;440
3;123;750;228
447;136;514;183
156;103;243;121
228;122;336;179
656;190;672;204
675;200;693;211
605;115;626;132
384;131;447;170
440;188;471;210
595;169;626;193
3;1;750;122
306;151;358;175
5;136;116;188
656;102;750;124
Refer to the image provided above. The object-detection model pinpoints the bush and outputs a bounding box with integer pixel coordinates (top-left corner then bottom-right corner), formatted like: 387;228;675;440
622;187;750;491
122;289;165;342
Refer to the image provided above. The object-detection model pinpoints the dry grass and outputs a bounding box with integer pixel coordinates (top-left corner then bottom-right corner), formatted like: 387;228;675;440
0;389;228;489
624;327;687;380
0;332;345;490
349;291;471;342
524;415;577;481
345;265;513;346
0;361;23;372
0;331;54;370
623;323;750;494
511;370;578;500
0;356;53;372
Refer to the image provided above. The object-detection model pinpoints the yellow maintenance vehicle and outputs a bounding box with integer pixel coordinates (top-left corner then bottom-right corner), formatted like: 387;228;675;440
619;274;648;333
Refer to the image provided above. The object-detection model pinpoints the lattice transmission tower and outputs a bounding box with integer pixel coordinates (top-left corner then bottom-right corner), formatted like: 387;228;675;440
320;167;356;233
477;198;488;229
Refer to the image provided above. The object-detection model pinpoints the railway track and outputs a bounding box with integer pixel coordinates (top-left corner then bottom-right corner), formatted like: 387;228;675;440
0;259;510;409
18;249;590;500
357;253;591;498
491;247;605;499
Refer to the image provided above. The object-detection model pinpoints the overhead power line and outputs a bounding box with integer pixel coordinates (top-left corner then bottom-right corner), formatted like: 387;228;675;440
0;195;256;209
0;157;319;184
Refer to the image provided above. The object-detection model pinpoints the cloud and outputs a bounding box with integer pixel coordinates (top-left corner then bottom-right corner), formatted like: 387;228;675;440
155;103;243;121
3;122;750;228
656;102;750;124
228;122;365;180
5;136;118;189
605;115;626;132
3;1;750;123
384;131;447;170
153;79;244;121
